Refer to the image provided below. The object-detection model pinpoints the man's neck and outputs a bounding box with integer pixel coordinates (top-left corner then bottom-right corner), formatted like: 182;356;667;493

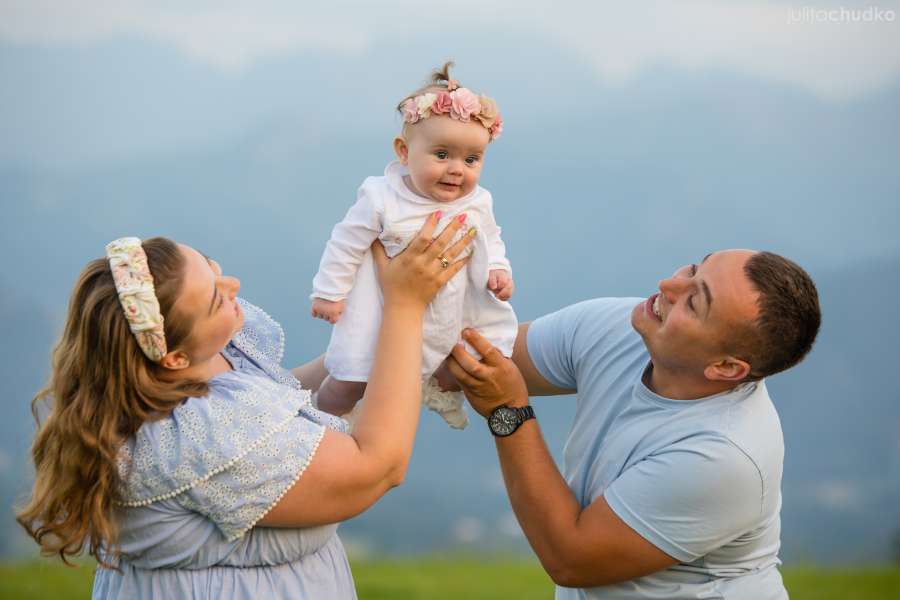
646;362;739;401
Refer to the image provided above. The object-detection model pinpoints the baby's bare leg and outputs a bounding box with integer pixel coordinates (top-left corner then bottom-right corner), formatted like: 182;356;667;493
316;377;367;417
432;359;462;392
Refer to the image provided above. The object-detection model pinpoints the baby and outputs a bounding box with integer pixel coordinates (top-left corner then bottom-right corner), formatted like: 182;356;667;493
310;62;517;429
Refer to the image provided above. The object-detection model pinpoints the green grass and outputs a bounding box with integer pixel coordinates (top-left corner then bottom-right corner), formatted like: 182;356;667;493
782;566;900;600
350;556;554;599
2;558;899;599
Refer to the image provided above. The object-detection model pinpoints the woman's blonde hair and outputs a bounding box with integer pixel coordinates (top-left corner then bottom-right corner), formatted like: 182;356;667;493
16;236;208;566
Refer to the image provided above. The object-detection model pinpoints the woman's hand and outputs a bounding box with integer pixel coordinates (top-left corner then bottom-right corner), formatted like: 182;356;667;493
372;212;475;312
447;328;529;418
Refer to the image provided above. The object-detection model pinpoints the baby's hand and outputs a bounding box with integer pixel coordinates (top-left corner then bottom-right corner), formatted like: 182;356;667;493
311;298;345;324
488;269;514;301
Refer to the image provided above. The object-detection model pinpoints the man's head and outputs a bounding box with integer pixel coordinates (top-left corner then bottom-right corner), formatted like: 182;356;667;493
632;249;821;395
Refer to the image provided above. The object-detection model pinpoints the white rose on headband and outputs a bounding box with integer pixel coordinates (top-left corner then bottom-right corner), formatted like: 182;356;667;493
416;93;437;119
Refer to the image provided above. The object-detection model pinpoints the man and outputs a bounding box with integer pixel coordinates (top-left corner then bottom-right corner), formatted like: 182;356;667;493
449;249;820;599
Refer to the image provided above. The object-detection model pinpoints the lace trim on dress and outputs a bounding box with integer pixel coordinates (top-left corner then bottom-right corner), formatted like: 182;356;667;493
229;426;327;541
117;406;304;508
232;299;288;383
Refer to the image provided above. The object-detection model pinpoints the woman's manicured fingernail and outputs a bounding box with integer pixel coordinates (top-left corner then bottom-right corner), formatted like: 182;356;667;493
435;210;443;220
457;213;467;224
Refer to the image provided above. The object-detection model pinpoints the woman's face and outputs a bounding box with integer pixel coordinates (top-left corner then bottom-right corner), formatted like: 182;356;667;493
172;244;243;365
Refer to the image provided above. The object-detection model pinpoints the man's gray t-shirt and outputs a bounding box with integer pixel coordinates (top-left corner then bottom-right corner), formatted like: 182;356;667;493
528;298;787;600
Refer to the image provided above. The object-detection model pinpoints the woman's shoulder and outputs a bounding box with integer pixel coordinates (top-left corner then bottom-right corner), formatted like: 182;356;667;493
117;371;314;507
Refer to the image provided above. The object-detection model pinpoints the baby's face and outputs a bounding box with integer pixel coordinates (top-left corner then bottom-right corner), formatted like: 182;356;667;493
396;116;491;203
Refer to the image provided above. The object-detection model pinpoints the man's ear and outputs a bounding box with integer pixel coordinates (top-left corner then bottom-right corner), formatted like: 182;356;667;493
159;349;191;371
394;136;409;164
704;356;751;382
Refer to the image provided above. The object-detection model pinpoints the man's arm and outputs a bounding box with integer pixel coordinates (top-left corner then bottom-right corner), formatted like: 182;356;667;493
494;417;677;586
449;329;676;587
512;323;576;397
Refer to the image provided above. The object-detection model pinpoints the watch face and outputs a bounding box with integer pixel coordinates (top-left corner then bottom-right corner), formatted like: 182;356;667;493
489;406;518;436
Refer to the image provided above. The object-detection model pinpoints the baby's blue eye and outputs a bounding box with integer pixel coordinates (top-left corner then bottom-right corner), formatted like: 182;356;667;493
465;156;479;165
435;151;448;159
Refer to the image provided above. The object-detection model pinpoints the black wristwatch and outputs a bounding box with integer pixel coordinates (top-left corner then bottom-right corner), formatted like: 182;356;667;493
487;405;535;437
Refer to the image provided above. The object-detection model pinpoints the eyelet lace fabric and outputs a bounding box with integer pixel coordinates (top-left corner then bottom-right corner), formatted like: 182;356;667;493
117;299;348;541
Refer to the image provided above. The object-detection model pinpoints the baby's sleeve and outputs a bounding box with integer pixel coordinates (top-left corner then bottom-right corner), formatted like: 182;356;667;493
311;181;383;301
479;191;512;274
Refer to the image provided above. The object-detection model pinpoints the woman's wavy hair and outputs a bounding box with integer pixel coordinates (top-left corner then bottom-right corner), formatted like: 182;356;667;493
16;237;208;566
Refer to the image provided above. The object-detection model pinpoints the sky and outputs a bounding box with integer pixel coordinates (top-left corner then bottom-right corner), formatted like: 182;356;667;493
3;0;899;99
2;0;900;169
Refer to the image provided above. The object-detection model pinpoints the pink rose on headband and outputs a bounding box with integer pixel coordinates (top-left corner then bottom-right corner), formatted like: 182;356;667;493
432;91;452;115
489;114;503;140
450;88;481;121
402;98;419;123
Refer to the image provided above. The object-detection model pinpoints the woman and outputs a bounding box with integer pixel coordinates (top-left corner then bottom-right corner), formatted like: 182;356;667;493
16;212;472;598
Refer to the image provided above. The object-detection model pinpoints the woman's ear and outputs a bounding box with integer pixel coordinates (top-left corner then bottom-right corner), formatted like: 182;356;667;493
159;350;191;371
394;136;409;165
704;356;752;382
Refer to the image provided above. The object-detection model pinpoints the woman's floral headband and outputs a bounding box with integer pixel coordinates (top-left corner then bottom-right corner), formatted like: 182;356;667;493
106;237;167;362
401;81;503;141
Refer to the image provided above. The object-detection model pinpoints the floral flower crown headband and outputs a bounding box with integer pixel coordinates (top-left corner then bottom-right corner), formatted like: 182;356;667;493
106;237;167;362
400;79;503;141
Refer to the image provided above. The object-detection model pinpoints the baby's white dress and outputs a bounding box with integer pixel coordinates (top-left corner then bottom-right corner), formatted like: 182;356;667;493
311;161;518;428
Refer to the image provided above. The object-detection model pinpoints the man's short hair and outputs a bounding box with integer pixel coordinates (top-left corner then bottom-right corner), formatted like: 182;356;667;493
739;251;821;380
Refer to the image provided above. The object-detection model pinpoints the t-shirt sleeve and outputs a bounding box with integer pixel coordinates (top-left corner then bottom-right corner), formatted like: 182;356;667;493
178;411;326;542
526;299;608;390
603;435;764;563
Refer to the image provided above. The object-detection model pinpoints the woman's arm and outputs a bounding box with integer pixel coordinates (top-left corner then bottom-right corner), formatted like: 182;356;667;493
259;213;475;527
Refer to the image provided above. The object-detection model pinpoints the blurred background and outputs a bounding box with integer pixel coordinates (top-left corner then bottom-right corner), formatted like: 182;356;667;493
1;0;898;568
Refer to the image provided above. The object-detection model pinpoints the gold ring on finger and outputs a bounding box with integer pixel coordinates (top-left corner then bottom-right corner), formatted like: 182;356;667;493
438;255;450;269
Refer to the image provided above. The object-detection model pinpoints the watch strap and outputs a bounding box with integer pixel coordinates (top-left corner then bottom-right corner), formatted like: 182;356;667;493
516;406;535;423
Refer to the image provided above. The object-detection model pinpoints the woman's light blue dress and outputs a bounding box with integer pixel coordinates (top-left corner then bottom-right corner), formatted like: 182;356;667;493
92;299;357;599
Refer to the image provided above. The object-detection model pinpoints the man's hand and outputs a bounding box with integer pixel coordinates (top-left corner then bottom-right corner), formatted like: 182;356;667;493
447;328;529;417
432;359;462;392
311;298;345;324
488;269;514;301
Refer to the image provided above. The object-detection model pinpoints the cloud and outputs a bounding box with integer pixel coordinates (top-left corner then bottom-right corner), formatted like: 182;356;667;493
0;0;372;69
1;0;899;100
451;516;485;544
812;480;863;510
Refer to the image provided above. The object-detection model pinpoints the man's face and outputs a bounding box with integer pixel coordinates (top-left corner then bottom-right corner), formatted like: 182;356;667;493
631;250;760;378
